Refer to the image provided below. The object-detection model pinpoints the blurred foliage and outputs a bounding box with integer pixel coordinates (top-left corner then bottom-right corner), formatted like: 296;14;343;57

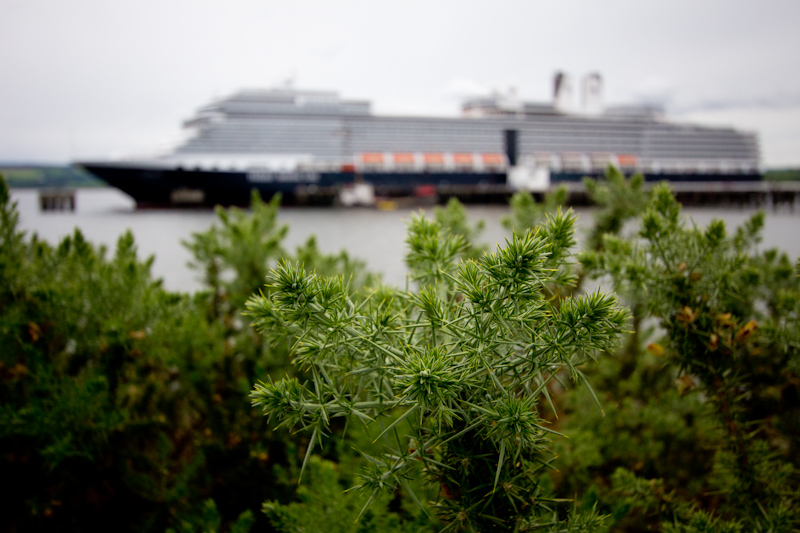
0;177;292;531
4;165;800;532
166;499;255;533
183;191;289;313
582;165;651;252
263;420;438;533
575;179;800;530
763;168;800;181
0;177;382;532
580;167;654;359
501;184;568;233
433;197;487;260
184;191;377;314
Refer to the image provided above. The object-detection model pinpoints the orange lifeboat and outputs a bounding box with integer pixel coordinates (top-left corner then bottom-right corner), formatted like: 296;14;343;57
393;153;416;165
423;153;445;165
361;153;384;164
481;153;505;167
617;154;638;168
453;153;474;167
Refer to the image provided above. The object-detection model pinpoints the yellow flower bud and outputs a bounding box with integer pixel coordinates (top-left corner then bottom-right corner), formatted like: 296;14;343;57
734;320;758;343
647;343;665;357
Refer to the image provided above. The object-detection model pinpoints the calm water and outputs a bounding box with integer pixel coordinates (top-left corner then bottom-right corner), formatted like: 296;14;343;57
10;188;800;294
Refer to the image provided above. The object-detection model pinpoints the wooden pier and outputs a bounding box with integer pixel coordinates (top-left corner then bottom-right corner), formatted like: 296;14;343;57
668;181;800;209
39;189;76;211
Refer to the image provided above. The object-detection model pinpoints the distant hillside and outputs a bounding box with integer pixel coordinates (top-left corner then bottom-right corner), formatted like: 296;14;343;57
764;168;800;181
0;165;105;188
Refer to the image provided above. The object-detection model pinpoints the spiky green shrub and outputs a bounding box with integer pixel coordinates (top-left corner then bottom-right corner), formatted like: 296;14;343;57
184;190;376;318
0;176;297;531
434;197;487;260
262;422;439;533
501;184;568;234
582;166;651;253
247;209;628;531
183;191;289;314
579;182;800;530
1;178;390;532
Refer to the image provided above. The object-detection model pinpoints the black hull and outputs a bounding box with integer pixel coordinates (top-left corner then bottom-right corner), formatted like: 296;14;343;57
78;162;763;209
79;164;186;207
78;163;509;208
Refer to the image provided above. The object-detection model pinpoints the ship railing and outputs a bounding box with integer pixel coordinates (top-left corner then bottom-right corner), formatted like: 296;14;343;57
530;152;560;171
589;153;616;172
639;159;760;175
527;152;644;173
180;159;250;172
515;154;758;177
559;152;591;173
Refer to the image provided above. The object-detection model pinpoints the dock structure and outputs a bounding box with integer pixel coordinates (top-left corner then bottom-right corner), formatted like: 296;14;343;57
39;189;76;211
435;181;800;210
562;181;800;210
669;181;800;209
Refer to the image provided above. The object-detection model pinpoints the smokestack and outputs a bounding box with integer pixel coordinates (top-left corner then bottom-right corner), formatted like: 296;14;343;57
553;71;573;113
582;72;604;115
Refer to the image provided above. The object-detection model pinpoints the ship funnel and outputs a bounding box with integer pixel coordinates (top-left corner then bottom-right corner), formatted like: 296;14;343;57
553;71;574;113
582;72;604;115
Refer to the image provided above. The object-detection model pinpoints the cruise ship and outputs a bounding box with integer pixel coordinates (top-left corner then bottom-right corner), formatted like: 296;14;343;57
78;73;761;207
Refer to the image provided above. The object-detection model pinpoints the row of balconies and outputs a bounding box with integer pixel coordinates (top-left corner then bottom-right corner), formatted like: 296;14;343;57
314;152;760;174
168;150;759;175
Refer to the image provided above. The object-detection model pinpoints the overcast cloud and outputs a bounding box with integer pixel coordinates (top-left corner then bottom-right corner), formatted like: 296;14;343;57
1;0;798;166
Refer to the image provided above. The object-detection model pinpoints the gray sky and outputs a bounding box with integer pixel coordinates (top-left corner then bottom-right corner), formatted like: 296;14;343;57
1;0;799;167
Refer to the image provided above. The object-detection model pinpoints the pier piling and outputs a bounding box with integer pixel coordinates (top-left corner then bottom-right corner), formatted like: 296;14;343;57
39;189;76;211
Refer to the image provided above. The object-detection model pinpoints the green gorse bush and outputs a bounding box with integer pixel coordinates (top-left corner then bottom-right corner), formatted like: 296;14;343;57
247;208;628;531
580;182;800;530
5;167;799;532
0;177;383;532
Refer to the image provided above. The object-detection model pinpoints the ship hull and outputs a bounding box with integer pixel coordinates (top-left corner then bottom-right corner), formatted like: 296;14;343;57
78;162;509;208
79;163;186;207
79;162;761;209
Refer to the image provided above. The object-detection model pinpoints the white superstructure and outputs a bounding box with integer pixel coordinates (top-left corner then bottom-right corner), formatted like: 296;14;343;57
169;75;759;177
